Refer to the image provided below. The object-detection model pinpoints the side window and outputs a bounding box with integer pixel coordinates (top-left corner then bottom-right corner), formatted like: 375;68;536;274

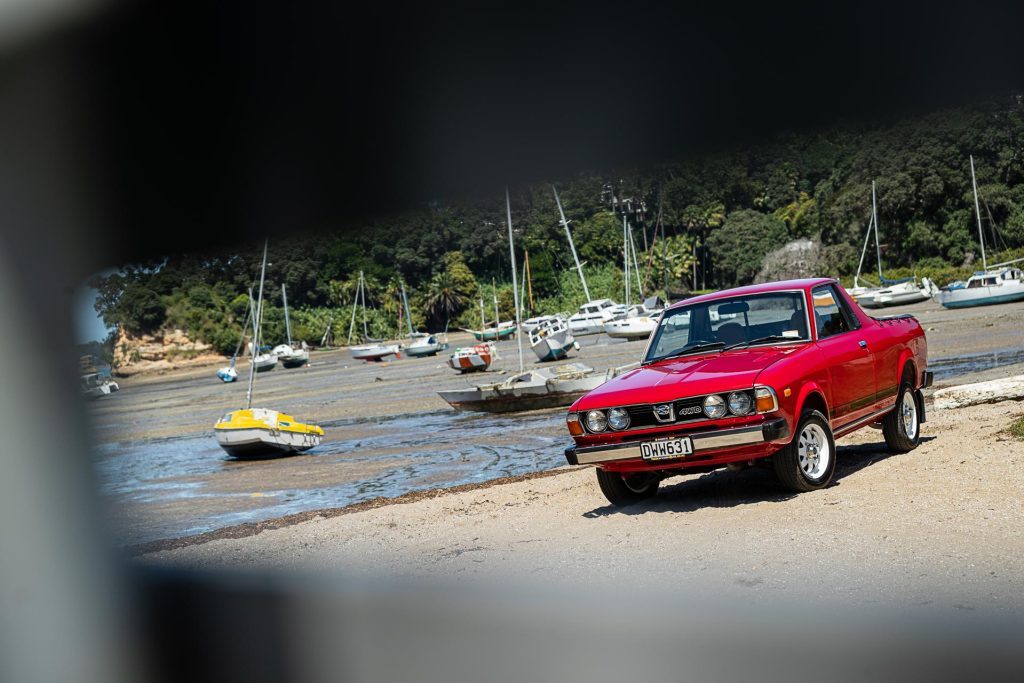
831;285;860;331
812;286;851;339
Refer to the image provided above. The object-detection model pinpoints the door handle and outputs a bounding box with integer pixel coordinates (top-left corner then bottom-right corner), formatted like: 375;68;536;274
858;340;868;349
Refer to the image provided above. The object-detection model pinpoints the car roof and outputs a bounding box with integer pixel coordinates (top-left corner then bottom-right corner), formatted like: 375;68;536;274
664;278;836;312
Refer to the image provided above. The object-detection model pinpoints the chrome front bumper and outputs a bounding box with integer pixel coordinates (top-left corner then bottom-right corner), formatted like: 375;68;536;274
564;418;790;466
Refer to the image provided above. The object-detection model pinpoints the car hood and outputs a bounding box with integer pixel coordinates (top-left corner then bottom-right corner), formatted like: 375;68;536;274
575;345;806;410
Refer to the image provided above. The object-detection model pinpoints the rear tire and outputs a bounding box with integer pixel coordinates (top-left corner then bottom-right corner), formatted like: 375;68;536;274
595;469;659;506
882;380;921;453
772;410;836;492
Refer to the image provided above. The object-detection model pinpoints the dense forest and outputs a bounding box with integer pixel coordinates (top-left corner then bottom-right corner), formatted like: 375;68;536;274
93;98;1024;356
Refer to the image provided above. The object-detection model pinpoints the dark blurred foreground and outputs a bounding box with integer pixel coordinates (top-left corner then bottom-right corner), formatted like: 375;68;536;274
136;569;1024;683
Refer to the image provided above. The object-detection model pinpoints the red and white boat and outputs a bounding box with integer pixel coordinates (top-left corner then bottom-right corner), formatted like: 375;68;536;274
447;343;497;373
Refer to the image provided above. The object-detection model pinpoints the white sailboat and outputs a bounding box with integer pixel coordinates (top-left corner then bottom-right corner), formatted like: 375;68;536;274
554;184;625;336
845;188;881;303
348;270;403;360
214;240;323;458
274;284;310;368
603;216;657;339
399;278;449;357
247;289;278;371
437;189;609;412
936;156;1024;308
856;180;933;308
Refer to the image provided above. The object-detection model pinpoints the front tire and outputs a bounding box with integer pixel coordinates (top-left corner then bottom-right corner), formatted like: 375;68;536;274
595;469;659;506
772;410;836;492
882;381;922;453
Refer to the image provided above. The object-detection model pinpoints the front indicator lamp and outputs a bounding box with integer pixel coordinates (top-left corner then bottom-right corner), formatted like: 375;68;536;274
585;410;608;432
703;394;727;419
754;386;779;413
566;413;584;437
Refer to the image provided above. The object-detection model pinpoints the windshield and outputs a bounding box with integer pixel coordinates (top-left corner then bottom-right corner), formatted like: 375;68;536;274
644;291;810;364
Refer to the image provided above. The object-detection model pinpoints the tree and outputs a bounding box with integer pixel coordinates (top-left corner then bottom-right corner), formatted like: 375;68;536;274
706;210;790;287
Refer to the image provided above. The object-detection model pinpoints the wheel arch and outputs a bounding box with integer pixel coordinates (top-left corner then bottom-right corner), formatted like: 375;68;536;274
897;349;917;387
795;383;829;422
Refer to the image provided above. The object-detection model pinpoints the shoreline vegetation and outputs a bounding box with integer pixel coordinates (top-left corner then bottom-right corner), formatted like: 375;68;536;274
88;99;1024;369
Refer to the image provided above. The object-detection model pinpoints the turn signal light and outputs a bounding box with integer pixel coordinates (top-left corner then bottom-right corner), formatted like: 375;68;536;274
566;413;584;436
754;386;779;413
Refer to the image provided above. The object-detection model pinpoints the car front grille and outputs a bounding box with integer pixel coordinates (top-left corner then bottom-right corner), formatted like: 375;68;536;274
617;392;754;431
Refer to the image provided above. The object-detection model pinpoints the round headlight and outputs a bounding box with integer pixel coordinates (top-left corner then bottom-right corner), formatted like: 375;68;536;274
585;410;608;432
703;394;727;419
727;391;752;415
607;407;631;430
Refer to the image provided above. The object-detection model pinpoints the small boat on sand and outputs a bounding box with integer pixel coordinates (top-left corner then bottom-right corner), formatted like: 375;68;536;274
465;322;516;341
447;343;497;373
859;278;936;308
406;334;449;357
603;314;658;340
350;343;402;361
530;315;577;362
568;299;624;336
275;284;310;368
214;408;323;458
81;372;119;398
437;362;611;413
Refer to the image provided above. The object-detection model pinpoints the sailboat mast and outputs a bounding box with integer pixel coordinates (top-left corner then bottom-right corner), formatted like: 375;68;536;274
282;284;292;346
400;278;415;337
524;250;534;311
872;181;883;281
246;239;268;410
505;188;524;373
553;185;591;302
623;214;630;306
628;223;643;299
492;280;499;330
853;212;875;288
970;155;988;271
347;274;359;344
360;271;369;339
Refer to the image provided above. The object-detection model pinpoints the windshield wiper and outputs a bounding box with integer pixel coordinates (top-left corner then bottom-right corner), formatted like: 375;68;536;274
646;341;725;364
722;335;801;351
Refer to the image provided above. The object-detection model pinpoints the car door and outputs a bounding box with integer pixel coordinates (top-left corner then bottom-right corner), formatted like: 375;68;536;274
811;284;877;429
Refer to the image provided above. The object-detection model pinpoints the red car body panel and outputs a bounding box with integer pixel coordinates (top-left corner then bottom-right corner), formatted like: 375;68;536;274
564;278;930;473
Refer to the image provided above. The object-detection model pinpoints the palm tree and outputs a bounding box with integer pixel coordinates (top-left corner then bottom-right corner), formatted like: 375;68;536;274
424;271;466;328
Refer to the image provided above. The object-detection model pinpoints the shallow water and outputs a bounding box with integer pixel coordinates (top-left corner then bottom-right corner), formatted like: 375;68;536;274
929;347;1024;381
95;409;568;544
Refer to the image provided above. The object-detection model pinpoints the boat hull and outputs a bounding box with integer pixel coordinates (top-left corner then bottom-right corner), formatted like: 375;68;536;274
215;427;320;458
937;284;1024;309
603;317;657;340
471;327;515;341
252;355;277;372
350;344;401;360
279;350;309;368
447;345;494;372
531;329;575;362
406;342;449;357
437;366;606;413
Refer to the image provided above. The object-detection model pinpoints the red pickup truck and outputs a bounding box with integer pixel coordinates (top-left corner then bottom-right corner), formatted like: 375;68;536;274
564;278;932;506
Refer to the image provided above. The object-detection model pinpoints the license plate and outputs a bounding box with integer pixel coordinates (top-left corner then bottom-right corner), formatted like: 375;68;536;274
640;437;693;461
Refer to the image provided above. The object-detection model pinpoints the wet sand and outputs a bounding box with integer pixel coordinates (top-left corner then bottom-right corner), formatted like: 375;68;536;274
92;299;1024;546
